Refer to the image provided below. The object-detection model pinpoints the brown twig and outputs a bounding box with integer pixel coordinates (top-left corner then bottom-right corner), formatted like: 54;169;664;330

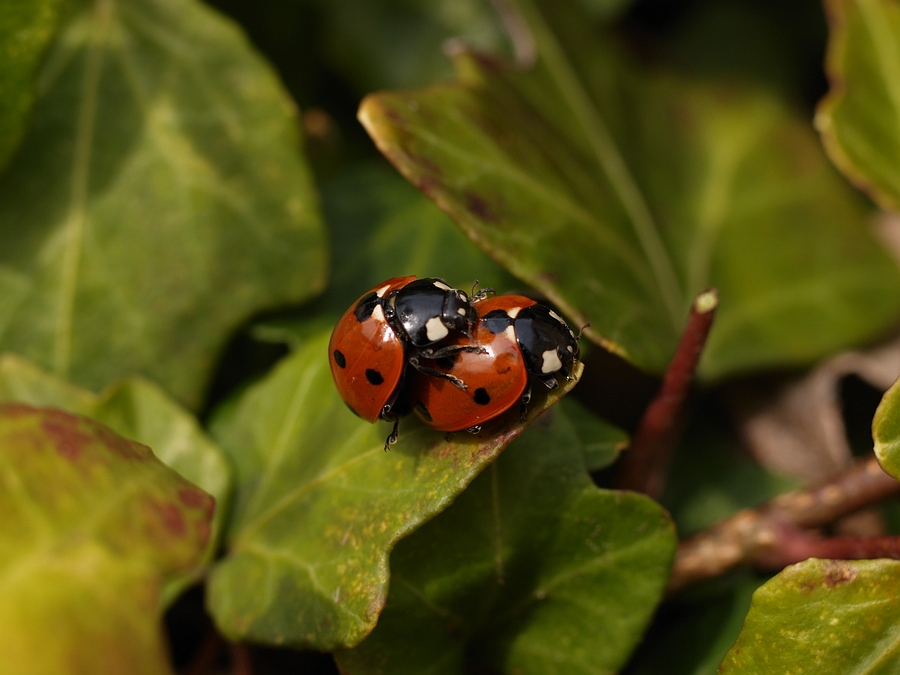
668;455;900;593
182;629;223;675
229;643;254;675
615;289;719;498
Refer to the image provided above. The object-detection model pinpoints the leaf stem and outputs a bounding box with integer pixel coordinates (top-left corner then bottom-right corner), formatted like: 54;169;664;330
615;289;718;497
668;455;900;593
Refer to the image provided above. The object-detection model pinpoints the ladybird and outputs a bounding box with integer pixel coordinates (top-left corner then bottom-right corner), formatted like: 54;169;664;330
329;276;484;448
408;295;581;433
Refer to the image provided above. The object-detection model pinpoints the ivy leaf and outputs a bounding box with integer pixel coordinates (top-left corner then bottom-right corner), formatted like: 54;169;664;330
206;330;581;650
817;0;900;212
0;353;232;604
719;559;900;673
0;403;214;675
360;0;900;379
873;373;900;480
0;0;64;170
335;404;675;675
0;0;326;408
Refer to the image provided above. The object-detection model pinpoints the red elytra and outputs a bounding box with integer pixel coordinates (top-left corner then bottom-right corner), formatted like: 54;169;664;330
407;295;536;432
328;276;415;423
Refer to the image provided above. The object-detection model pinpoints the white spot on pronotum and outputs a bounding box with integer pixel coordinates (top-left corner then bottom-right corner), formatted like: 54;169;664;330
433;281;452;291
376;284;391;298
372;304;386;323
507;307;522;319
425;316;449;342
457;307;467;315
504;326;516;342
541;349;562;374
548;309;565;324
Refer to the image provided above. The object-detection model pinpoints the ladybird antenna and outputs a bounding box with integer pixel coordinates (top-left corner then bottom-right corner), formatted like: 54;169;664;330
576;322;590;340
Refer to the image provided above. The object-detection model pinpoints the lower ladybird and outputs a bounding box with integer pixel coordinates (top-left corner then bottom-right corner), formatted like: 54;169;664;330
407;295;581;433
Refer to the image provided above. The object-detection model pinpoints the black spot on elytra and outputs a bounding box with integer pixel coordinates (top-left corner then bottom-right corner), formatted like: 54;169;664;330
365;369;385;385
482;309;512;335
474;388;491;405
333;350;346;368
354;292;379;322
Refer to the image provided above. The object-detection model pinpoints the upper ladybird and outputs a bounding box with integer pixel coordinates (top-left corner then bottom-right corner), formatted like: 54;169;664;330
328;276;482;448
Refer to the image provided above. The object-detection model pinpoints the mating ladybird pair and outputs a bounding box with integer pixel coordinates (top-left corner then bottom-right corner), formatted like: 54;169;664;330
329;276;581;449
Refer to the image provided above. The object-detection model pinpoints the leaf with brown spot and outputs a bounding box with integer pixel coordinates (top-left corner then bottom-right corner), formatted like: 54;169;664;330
719;558;900;673
360;0;900;379
335;403;673;675
206;329;581;650
0;404;214;675
0;352;232;604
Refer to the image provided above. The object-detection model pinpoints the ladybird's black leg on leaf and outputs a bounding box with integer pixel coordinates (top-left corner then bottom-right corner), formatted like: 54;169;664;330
408;355;469;390
538;373;559;390
519;381;532;421
384;419;400;451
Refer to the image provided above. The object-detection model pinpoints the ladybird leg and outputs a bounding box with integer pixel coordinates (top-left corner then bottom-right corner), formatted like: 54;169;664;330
407;355;469;390
418;343;486;360
469;280;495;302
519;382;532;421
384;418;400;451
537;373;559;390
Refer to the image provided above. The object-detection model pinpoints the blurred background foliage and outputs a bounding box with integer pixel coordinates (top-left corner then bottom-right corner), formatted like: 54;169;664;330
4;0;900;672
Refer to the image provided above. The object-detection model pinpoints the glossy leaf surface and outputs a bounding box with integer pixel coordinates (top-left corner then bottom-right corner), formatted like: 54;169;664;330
360;0;900;379
0;0;63;169
335;405;674;675
817;0;900;211
0;353;232;603
0;0;326;408
207;330;582;649
0;403;214;675
719;559;900;673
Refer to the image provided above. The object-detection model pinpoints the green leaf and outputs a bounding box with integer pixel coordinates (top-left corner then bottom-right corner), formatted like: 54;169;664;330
206;329;582;650
0;353;232;604
252;164;519;369
320;0;506;92
817;0;900;212
719;558;900;673
319;163;520;313
335;404;675;675
0;403;214;675
559;397;627;472
0;0;326;408
360;0;900;379
0;0;64;170
873;373;900;480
